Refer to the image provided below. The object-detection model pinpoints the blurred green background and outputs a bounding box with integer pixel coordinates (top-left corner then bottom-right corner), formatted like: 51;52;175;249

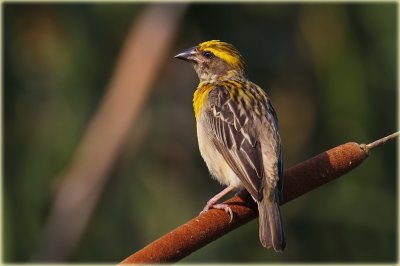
3;2;397;263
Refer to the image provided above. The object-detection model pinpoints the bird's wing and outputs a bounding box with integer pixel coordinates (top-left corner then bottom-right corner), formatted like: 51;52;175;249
266;102;283;198
259;100;282;200
205;84;279;201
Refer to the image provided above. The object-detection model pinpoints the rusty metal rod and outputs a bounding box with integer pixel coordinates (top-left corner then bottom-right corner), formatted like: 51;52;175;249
120;132;398;264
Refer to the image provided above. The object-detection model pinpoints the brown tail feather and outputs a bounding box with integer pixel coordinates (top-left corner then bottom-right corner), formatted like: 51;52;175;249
258;198;285;252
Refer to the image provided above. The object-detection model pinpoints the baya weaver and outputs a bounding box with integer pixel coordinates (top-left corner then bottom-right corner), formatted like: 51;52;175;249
175;40;285;251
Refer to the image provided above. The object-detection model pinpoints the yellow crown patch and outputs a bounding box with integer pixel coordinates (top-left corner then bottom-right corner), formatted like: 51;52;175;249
198;40;246;71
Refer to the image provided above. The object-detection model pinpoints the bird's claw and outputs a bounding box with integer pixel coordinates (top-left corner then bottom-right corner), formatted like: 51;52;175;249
200;203;234;223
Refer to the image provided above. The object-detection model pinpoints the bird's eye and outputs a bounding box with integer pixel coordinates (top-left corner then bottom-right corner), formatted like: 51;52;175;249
202;51;214;59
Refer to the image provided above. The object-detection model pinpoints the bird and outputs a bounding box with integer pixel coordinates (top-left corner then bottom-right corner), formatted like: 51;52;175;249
174;40;285;252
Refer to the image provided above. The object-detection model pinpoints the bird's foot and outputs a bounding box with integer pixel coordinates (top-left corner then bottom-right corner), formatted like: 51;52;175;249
199;186;235;222
200;201;233;222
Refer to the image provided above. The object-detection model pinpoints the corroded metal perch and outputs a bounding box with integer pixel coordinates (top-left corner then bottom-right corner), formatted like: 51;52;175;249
119;132;399;264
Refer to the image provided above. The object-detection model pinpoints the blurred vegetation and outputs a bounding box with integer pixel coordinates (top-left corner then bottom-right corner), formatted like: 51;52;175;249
3;2;397;263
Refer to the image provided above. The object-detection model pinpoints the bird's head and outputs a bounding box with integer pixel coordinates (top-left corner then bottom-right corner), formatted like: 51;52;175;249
175;40;247;82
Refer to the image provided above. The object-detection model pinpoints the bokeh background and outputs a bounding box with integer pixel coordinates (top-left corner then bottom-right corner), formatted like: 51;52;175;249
3;2;397;263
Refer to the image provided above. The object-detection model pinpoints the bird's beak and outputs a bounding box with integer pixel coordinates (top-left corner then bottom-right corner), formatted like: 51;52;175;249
174;46;198;63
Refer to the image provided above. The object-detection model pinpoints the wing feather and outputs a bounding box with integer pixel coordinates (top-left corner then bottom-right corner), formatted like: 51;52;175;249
205;84;270;200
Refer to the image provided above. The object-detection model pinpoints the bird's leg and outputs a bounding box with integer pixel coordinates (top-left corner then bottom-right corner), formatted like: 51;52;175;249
200;185;235;222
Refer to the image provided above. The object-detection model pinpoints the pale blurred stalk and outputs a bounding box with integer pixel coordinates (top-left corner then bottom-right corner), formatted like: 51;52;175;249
33;4;187;261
